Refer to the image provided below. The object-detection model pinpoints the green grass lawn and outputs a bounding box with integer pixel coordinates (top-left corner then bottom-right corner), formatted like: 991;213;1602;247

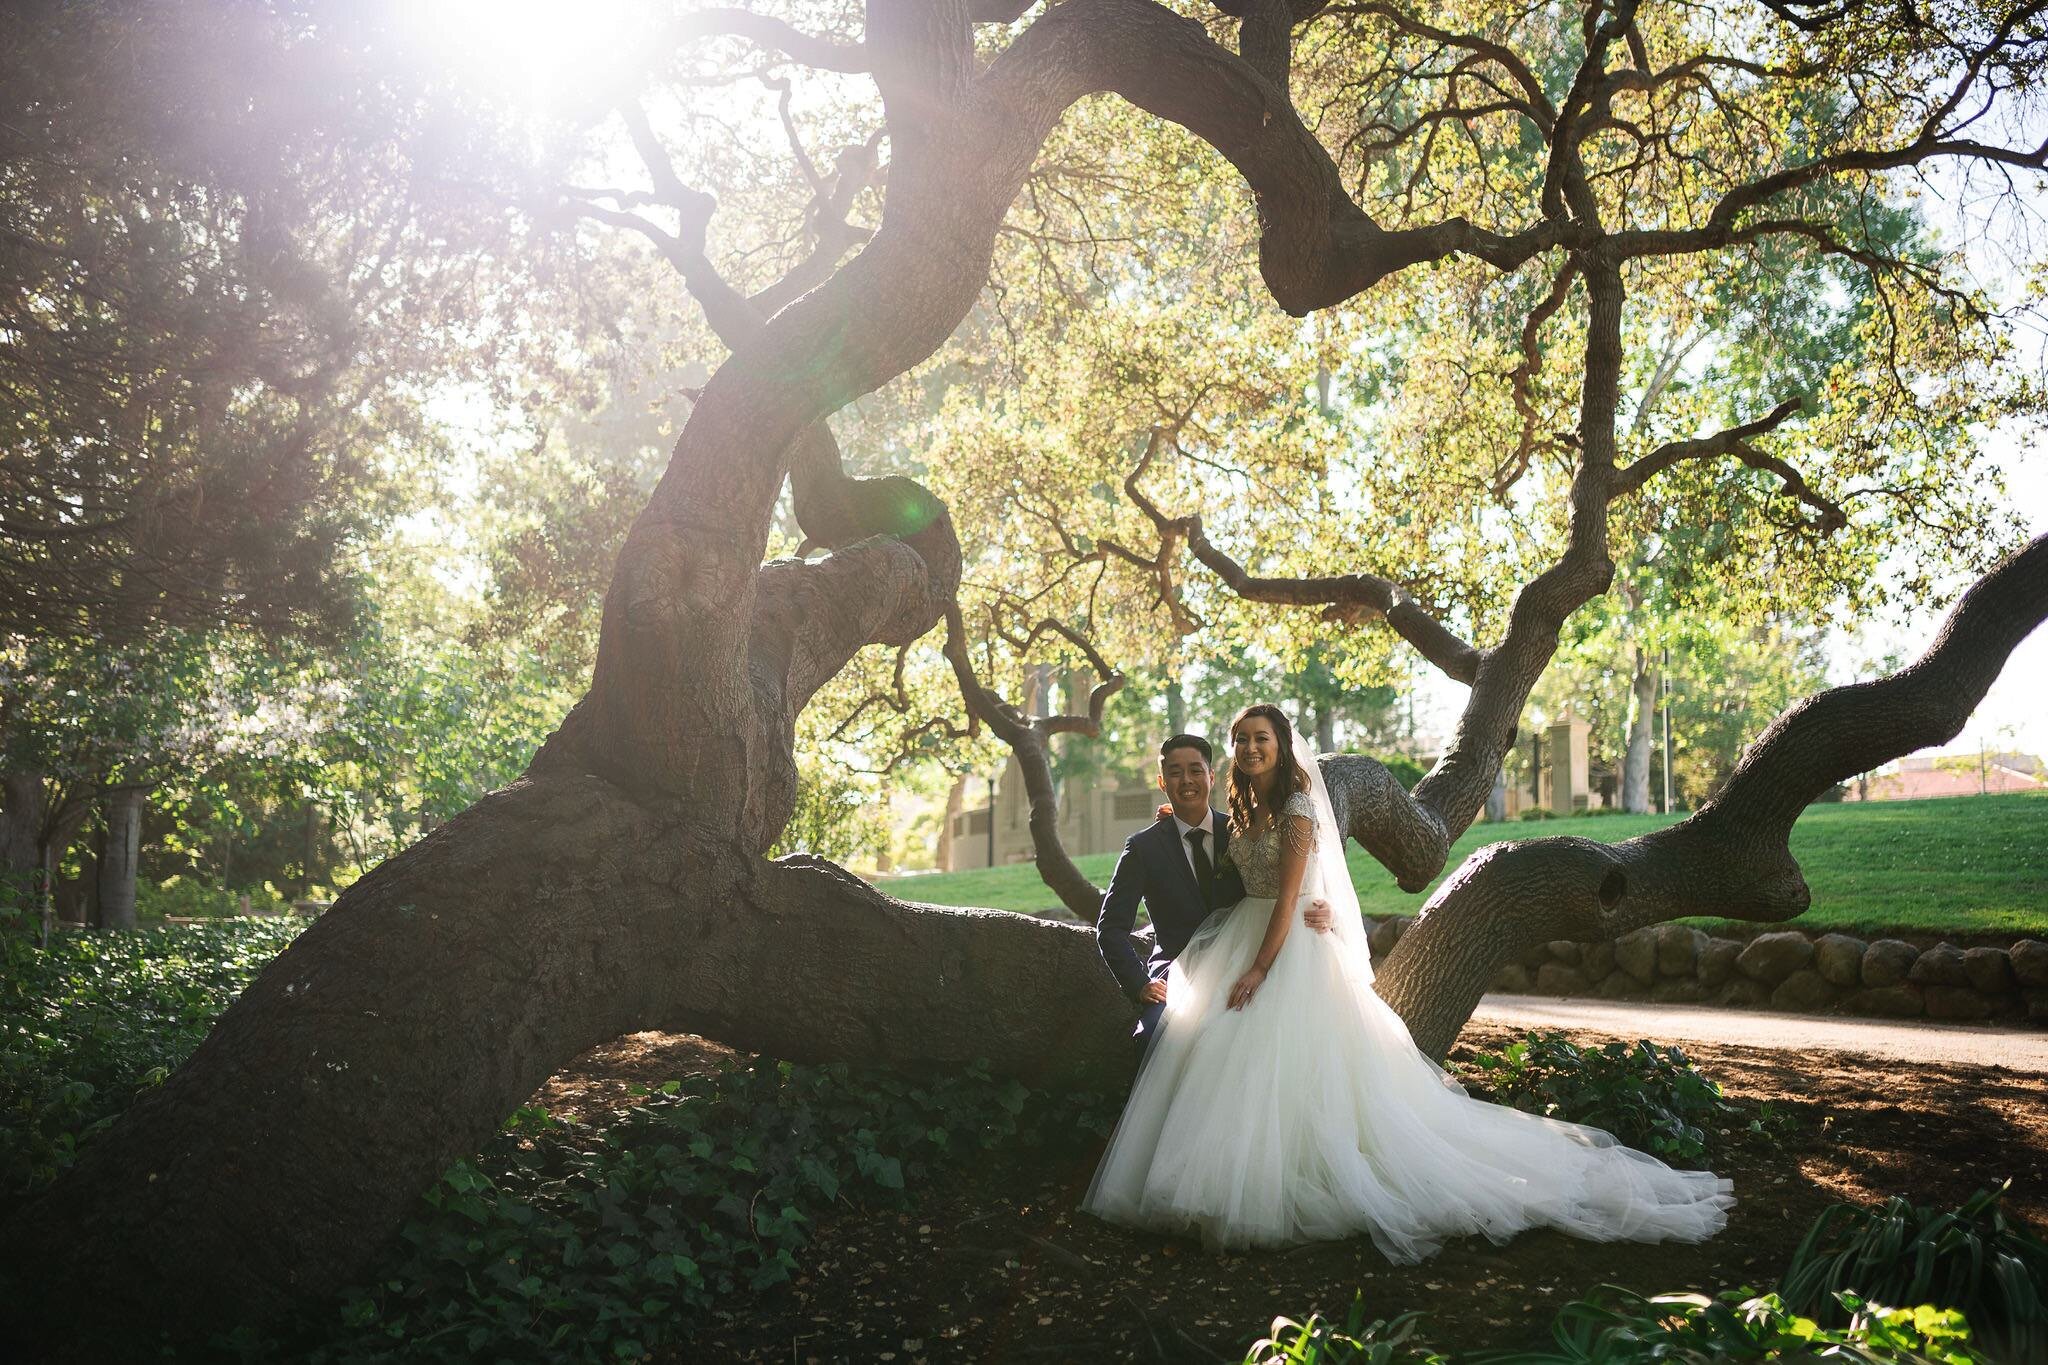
875;792;2048;939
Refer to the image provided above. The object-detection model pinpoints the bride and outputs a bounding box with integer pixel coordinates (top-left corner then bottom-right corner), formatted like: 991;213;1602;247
1083;703;1733;1260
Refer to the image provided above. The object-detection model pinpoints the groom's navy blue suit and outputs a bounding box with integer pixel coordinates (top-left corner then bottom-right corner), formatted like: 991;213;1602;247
1096;809;1246;1055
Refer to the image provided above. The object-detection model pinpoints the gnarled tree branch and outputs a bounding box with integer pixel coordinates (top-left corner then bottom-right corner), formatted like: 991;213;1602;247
1118;429;1483;683
1377;531;2048;1057
941;605;1123;918
673;7;872;73
1611;396;1843;532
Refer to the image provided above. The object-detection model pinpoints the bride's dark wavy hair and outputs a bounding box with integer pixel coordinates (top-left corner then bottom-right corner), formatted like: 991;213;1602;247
1225;703;1308;837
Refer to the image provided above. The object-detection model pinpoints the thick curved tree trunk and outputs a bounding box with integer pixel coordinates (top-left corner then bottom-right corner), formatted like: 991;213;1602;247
9;1;2048;1355
0;773;1132;1353
1375;534;2048;1058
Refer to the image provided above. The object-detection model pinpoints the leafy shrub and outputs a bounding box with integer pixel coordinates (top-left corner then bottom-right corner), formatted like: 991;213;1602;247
1372;755;1427;792
1478;1285;1977;1363
0;918;303;1198
288;1060;1114;1363
1245;1294;1445;1363
1461;1033;1744;1167
1518;808;1558;821
768;759;889;864
134;876;293;920
1780;1184;2047;1363
1243;1288;1975;1364
5;913;1122;1360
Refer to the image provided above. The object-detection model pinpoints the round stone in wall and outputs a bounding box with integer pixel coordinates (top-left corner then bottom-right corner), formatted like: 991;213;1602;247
1718;977;1771;1008
1655;924;1705;977
1922;984;1995;1021
1770;969;1837;1012
1594;972;1640;1000
1861;939;1918;989
2012;940;2048;989
1613;928;1658;986
1491;962;1533;993
1845;985;1923;1018
1368;918;1406;959
1908;944;1969;988
1737;931;1814;985
1697;938;1742;989
1812;933;1866;988
1961;946;2017;996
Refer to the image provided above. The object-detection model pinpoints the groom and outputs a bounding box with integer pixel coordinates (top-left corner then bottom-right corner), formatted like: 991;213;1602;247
1096;733;1332;1055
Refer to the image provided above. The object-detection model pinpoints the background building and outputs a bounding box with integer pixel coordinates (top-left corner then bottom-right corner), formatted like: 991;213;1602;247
1848;752;2044;801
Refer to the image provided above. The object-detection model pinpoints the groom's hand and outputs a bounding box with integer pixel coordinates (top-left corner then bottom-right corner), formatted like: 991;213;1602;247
1141;980;1169;1005
1304;899;1335;933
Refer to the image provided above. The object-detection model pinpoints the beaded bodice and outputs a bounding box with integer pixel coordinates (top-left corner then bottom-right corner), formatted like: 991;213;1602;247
1228;790;1317;897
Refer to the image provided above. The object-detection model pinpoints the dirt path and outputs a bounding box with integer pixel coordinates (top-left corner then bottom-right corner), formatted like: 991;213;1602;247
1476;993;2048;1073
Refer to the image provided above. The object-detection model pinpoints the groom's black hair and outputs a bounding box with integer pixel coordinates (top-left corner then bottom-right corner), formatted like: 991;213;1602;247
1159;733;1213;766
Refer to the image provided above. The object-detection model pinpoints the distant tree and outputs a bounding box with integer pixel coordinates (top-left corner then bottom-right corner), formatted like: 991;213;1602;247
1531;606;1830;809
0;0;591;907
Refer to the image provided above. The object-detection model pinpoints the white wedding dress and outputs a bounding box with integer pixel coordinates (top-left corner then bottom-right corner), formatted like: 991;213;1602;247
1083;734;1734;1260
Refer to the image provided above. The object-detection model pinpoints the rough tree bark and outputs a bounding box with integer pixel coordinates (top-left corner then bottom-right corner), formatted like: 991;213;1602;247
5;0;2046;1355
94;785;143;930
0;771;42;881
0;773;91;922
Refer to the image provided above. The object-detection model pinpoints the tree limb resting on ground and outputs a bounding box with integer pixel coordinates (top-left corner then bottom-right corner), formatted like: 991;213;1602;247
1376;531;2048;1056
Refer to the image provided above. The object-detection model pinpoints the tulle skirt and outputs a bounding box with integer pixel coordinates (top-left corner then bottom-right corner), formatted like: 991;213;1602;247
1082;894;1735;1260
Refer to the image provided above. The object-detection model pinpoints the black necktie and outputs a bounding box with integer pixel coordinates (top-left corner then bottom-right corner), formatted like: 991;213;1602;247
1186;828;1215;908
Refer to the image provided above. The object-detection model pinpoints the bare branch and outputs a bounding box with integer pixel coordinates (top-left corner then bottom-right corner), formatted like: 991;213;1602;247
939;605;1120;918
1616;136;2048;263
1539;0;1640;222
1709;531;2048;836
977;0;1588;315
608;99;756;342
1120;430;1484;684
1753;0;1853;33
749;133;883;319
674;7;872;72
577;97;890;553
1327;1;1556;131
1611;397;1842;535
967;0;1038;20
1232;0;1297;90
1495;258;1578;497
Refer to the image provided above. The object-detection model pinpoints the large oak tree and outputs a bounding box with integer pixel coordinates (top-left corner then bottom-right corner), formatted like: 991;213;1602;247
6;0;2048;1352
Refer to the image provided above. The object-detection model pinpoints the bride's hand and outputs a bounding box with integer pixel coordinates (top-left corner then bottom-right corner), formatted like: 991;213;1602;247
1228;965;1267;1010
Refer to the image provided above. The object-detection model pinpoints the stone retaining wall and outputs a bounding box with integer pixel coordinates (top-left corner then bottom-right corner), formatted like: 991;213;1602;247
1358;918;2048;1026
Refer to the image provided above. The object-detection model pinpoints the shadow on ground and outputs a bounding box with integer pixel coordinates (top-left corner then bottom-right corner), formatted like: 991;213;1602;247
533;1022;2048;1363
